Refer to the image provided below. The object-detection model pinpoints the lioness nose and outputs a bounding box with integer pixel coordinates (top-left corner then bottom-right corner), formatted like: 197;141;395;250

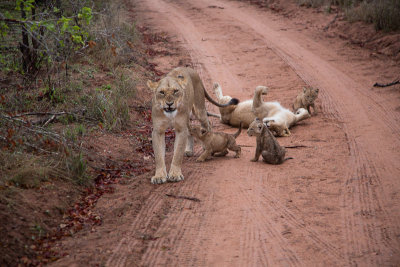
166;102;173;107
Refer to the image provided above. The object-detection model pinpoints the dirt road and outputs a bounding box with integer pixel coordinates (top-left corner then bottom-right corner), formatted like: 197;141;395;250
51;0;400;266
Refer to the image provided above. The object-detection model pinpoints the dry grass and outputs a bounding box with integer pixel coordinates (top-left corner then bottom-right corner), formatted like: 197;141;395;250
297;0;400;31
345;0;400;31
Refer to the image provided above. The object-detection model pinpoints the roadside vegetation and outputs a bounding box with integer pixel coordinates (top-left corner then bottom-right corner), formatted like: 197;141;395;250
0;0;151;265
297;0;400;31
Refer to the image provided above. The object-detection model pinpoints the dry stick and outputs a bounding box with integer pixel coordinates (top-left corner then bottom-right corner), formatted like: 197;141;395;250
373;80;400;88
42;114;56;127
0;135;59;155
284;145;309;149
323;14;339;31
165;194;201;202
239;144;254;147
11;111;70;118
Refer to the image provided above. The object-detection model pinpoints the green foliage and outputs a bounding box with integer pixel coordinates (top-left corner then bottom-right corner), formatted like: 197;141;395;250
66;152;89;185
42;86;65;104
1;1;94;76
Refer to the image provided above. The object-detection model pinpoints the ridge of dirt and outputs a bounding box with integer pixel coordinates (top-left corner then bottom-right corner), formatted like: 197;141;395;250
46;0;400;266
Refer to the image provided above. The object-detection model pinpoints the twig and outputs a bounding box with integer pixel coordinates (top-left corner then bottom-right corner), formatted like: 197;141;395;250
43;115;56;127
239;145;254;147
284;145;309;149
11;111;70;118
0;135;59;155
373;80;400;88
323;14;339;31
165;193;201;202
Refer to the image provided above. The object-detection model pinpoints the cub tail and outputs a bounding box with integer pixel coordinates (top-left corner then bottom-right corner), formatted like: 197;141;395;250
233;122;243;139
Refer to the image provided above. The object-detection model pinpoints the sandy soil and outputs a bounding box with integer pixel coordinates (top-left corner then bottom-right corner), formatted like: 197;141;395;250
50;0;400;266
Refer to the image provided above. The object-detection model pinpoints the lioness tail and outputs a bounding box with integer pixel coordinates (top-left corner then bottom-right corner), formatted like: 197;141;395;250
204;87;239;107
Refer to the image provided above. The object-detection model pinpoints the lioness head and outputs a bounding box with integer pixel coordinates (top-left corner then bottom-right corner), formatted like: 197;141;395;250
303;87;319;104
247;118;264;137
147;75;188;115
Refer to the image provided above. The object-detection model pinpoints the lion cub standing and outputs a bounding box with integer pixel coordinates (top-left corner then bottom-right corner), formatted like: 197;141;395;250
247;118;292;165
190;123;242;162
293;87;319;115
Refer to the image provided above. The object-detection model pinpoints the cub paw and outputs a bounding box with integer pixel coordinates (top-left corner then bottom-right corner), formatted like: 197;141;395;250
250;158;258;162
151;175;167;184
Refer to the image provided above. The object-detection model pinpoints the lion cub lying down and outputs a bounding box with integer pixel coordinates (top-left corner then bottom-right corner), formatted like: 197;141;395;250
247;118;292;165
252;86;311;137
189;123;242;162
212;83;255;128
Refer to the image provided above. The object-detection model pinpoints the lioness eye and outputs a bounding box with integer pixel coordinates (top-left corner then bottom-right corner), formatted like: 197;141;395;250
159;91;165;95
173;89;179;94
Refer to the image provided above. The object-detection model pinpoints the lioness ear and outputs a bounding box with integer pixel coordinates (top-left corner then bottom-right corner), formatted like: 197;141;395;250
176;74;188;88
200;128;207;135
147;80;159;91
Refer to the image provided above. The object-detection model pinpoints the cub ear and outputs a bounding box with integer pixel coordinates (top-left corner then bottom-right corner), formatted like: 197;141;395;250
147;80;159;91
176;74;188;88
303;87;307;93
200;128;207;135
315;88;319;93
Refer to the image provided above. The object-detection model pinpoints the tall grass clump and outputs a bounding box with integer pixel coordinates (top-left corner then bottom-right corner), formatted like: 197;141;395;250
297;0;400;31
346;0;400;31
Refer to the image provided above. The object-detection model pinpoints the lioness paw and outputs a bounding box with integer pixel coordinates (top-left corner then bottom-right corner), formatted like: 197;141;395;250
185;150;194;157
151;175;168;184
167;173;184;183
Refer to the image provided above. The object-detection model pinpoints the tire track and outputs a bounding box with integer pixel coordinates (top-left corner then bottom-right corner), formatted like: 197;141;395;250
121;0;400;266
139;165;209;266
196;1;399;265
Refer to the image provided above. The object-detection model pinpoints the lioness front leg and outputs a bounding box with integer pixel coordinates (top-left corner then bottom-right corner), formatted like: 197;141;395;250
185;135;194;157
168;127;188;182
151;128;167;184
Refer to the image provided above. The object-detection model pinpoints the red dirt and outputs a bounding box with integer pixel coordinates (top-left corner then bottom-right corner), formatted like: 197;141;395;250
48;0;400;266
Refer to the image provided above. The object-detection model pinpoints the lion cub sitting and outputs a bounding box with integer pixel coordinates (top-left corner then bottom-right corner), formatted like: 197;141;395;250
247;118;292;165
189;123;242;162
293;87;319;115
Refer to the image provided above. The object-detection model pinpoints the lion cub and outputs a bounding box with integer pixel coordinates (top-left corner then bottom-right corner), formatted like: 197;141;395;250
247;118;292;164
293;87;319;115
189;123;242;162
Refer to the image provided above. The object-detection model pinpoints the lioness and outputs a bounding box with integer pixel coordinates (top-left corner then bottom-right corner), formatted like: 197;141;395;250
213;83;255;128
189;122;242;162
247;118;292;164
147;67;238;184
252;86;310;137
293;87;319;115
